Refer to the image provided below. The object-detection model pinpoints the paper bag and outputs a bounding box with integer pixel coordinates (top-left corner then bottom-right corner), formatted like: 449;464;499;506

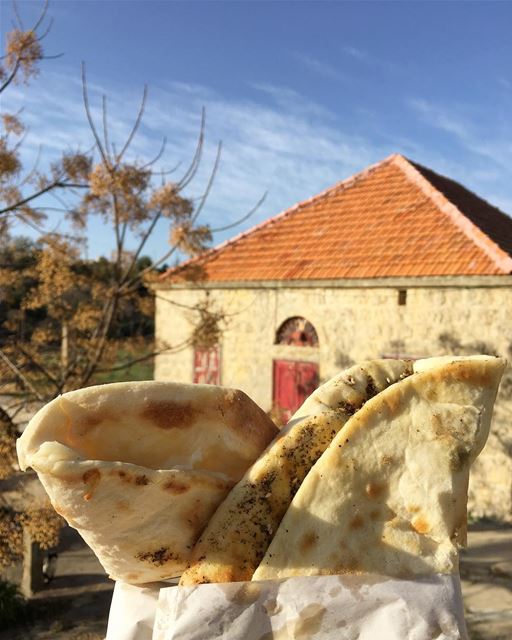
105;573;468;639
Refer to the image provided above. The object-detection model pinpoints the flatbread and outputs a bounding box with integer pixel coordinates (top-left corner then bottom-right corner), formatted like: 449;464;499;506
17;381;278;583
253;356;505;581
179;360;413;585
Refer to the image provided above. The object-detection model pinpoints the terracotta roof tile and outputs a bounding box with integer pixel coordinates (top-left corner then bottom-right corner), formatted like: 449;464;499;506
162;154;512;283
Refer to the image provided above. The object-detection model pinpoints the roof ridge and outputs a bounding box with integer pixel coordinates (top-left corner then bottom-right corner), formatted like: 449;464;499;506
392;155;512;273
161;154;399;279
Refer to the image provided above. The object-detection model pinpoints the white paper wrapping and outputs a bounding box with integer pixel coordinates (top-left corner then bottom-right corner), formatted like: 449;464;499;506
106;574;468;639
106;580;168;640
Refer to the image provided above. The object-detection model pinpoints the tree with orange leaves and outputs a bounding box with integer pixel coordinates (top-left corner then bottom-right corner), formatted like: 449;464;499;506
0;2;263;589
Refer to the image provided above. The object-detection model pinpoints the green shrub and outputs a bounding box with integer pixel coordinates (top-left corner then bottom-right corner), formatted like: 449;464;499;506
0;579;25;628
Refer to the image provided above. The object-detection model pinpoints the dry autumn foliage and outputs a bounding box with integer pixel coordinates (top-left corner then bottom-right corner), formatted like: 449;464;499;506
0;2;90;235
0;1;240;407
0;1;265;572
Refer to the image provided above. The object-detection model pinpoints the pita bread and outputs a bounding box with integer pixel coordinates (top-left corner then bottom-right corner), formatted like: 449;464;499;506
179;359;413;585
253;356;505;581
17;381;277;583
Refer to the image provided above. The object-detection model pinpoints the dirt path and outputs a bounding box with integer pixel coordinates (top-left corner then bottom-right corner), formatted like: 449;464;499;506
460;524;512;640
1;528;112;640
3;524;511;639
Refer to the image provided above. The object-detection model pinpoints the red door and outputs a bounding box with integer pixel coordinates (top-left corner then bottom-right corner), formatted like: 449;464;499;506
273;360;319;424
193;347;220;384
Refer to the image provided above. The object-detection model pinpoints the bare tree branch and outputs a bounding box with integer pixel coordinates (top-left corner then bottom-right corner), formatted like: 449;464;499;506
102;94;110;163
14;343;62;392
0;349;43;401
82;62;110;167
190;141;222;225
140;136;167;170
116;84;148;164
211;191;267;233
32;0;50;32
0;59;21;94
94;338;193;374
12;0;25;30
0;178;87;216
177;107;205;190
19;144;43;186
77;296;119;388
119;211;162;287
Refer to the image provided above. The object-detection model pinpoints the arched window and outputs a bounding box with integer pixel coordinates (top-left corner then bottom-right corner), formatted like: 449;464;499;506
275;317;319;347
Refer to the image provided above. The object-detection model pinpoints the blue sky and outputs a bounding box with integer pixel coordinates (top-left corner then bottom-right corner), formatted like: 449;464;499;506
2;0;511;262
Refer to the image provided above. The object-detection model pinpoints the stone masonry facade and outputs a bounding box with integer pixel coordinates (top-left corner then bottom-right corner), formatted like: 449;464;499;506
154;275;512;521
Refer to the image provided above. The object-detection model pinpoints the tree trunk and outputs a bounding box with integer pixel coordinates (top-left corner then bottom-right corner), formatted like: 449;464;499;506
61;321;69;370
20;528;44;597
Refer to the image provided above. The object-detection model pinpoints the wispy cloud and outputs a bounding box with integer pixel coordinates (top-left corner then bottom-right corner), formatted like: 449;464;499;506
408;97;512;170
408;96;512;214
6;63;511;261
409;98;471;141
343;46;372;63
292;52;348;83
3;67;391;257
342;45;398;73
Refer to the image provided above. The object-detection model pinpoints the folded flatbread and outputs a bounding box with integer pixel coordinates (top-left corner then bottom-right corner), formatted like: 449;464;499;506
17;381;278;583
180;360;413;585
253;356;505;581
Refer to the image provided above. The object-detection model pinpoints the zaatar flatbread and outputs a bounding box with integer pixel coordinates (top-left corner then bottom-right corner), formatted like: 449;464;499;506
179;360;413;585
253;356;505;581
17;381;278;583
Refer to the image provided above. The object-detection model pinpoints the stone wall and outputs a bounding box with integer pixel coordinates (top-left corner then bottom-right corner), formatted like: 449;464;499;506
154;277;512;520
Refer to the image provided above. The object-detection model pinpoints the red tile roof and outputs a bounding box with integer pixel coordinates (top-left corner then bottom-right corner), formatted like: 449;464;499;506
162;154;512;283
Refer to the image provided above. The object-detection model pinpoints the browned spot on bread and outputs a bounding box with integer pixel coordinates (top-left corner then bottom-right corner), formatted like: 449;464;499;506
449;446;471;471
331;553;360;575
125;573;140;581
299;531;318;553
141;400;196;430
73;411;110;435
337;400;358;415
82;468;100;484
117;500;130;511
350;514;364;529
370;508;380;520
443;362;494;388
365;481;385;499
345;558;360;572
117;470;133;484
82;468;100;501
412;515;431;534
382;389;402;415
136;547;181;566
163;479;190;494
365;375;379;399
112;470;150;486
407;504;420;513
182;503;204;532
381;455;394;465
221;389;278;446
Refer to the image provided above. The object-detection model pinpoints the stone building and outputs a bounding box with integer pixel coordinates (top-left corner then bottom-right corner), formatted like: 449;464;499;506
154;153;512;520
